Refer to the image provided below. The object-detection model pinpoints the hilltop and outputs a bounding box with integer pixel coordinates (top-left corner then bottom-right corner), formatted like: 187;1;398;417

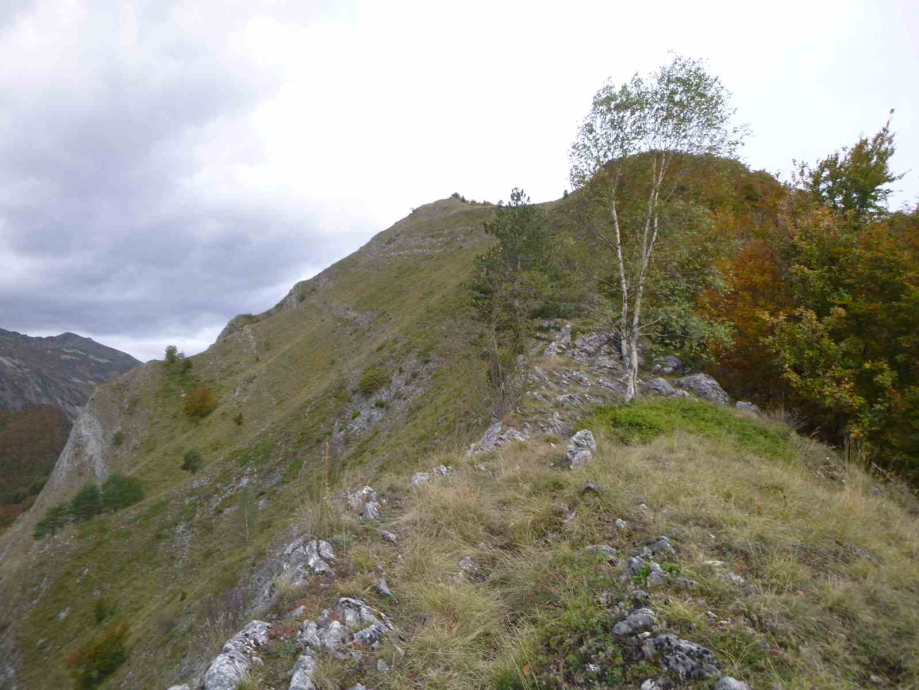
0;178;917;690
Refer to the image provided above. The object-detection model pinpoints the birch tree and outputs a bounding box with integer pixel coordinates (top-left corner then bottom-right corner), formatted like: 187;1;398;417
569;55;745;401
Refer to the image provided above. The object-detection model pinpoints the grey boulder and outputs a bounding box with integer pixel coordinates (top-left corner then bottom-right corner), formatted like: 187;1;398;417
652;355;689;375
716;678;751;690
203;621;271;690
566;429;597;468
735;401;761;415
289;653;318;690
644;377;676;397
675;374;730;405
613;607;656;635
642;634;720;681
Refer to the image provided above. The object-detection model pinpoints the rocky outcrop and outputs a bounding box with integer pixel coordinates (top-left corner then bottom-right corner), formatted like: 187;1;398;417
567;429;596;468
651;355;689;376
203;621;271;690
675;374;730;405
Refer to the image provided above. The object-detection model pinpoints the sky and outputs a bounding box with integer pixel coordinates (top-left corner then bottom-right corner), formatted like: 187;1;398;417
1;0;917;362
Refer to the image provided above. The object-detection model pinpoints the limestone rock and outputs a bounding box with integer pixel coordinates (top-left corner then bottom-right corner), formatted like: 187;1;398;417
613;607;656;635
203;621;271;690
735;401;761;415
716;678;751;690
645;377;677;397
411;464;453;487
566;430;596;468
360;501;382;521
675;373;730;405
347;486;378;511
652;355;689;376
381;530;398;543
289;653;317;690
587;544;618;559
642;634;720;681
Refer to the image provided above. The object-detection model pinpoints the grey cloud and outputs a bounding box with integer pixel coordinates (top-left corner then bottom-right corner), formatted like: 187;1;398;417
0;1;366;360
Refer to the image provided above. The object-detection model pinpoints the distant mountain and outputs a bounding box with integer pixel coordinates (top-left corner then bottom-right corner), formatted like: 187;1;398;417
0;328;140;419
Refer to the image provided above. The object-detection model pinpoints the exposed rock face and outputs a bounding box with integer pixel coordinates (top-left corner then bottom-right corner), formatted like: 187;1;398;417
675;374;730;405
0;328;139;418
567;429;596;468
466;422;529;456
203;620;271;690
716;678;751;690
411;464;453;487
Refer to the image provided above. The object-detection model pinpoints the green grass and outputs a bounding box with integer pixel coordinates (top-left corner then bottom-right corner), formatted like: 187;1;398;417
582;398;795;459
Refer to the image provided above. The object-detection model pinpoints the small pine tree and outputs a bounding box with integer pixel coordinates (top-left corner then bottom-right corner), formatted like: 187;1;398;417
181;450;202;474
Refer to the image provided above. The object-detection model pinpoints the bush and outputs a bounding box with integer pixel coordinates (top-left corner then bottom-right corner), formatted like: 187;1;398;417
358;365;389;396
69;483;102;522
185;386;218;420
233;412;244;426
66;621;129;689
112;431;125;446
94;598;115;624
181;358;193;372
182;450;203;474
101;474;144;512
374;399;388;409
164;345;178;364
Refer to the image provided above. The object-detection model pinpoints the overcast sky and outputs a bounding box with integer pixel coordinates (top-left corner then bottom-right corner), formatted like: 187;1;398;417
1;0;917;362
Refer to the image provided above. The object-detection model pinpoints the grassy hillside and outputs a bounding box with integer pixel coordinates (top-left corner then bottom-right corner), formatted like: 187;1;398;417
1;185;916;690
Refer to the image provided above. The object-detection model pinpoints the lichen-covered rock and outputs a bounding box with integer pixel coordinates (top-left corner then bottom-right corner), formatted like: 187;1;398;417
411;464;453;487
566;429;596;468
675;373;730;405
644;377;677;397
642;634;720;681
646;562;666;588
652;354;689;376
613;607;656;635
281;538;336;582
347;486;378;511
289;653;317;690
587;544;618;559
360;501;382;521
381;530;397;543
720;572;746;587
466;422;529;456
203;621;271;690
651;536;674;556
735;401;761;415
716;678;751;690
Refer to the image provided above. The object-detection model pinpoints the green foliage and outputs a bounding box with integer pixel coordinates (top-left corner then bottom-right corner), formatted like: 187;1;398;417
34;475;144;539
164;345;178;364
358;364;389;396
569;55;744;400
798;112;904;219
471;188;552;414
100;475;145;513
93;598;115;624
373;398;388;409
185;386;218;420
66;621;129;689
69;483;102;522
112;431;125;446
233;411;244;426
182;450;203;474
582;399;793;459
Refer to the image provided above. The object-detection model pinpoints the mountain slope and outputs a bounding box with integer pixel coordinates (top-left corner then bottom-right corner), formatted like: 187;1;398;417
1;189;917;690
0;328;140;419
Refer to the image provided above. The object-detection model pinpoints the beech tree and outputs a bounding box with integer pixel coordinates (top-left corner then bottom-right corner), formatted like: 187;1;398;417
570;55;745;401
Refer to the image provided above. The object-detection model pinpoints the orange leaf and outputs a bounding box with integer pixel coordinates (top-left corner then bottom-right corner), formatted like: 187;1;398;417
523;665;532;676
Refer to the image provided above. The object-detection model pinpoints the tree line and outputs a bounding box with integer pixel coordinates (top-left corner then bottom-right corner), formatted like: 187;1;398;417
470;55;917;478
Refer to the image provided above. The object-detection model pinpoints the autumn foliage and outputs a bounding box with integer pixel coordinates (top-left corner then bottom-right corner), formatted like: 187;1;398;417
184;386;218;420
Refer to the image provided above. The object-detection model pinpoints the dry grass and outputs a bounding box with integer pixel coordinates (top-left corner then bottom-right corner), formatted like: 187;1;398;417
371;406;919;689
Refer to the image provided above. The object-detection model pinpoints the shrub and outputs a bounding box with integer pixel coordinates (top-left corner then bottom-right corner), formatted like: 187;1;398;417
94;598;115;624
233;412;244;426
185;386;218;420
66;621;129;689
374;399;388;409
69;483;102;522
164;345;178;364
358;365;389;396
181;358;193;372
101;474;145;512
182;450;203;474
112;431;125;446
33;503;70;539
